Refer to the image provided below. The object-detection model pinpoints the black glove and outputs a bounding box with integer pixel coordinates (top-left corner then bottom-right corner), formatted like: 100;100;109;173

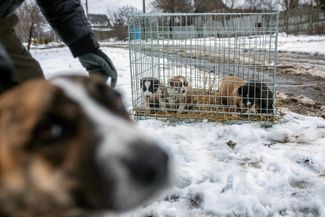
78;49;118;88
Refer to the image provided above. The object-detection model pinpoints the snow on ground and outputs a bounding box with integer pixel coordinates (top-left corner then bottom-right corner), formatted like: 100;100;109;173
31;44;325;217
128;115;325;217
278;33;325;55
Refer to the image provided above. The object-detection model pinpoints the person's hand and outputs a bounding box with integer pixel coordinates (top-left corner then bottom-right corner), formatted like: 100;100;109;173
78;49;118;88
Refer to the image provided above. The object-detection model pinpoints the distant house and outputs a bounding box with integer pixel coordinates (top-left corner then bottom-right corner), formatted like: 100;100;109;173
88;14;113;41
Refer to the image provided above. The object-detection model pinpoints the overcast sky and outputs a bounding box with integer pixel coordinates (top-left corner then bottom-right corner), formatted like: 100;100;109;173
82;0;314;15
83;0;154;14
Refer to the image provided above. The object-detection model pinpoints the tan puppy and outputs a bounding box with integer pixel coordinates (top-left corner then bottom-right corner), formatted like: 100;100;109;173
219;75;246;112
0;76;169;217
164;75;192;114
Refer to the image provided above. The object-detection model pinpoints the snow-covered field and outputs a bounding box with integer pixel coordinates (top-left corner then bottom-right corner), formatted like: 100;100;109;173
31;35;325;217
278;33;325;55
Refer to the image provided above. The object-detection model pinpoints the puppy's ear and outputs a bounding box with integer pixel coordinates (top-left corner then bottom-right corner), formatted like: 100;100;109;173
237;85;245;97
153;79;159;87
240;83;261;99
184;79;189;87
169;79;174;87
140;79;144;88
244;83;257;98
237;86;242;96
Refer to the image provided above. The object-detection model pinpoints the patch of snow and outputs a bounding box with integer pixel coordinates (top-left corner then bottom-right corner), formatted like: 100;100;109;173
278;33;325;55
297;95;316;106
30;46;325;217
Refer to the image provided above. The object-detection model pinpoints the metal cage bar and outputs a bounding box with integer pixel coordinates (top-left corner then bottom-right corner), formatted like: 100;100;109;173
128;13;279;122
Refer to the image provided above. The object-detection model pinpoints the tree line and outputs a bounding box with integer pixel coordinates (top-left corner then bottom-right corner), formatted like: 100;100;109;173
15;0;325;47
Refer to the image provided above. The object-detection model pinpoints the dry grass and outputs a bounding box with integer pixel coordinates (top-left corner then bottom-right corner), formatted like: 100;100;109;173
134;88;278;123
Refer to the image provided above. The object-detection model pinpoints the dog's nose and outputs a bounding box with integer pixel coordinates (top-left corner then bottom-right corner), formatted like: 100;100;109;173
181;89;186;93
246;101;252;107
121;142;169;186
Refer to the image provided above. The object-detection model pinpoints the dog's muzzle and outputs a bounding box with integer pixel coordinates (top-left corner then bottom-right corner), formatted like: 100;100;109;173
120;141;168;186
97;138;169;211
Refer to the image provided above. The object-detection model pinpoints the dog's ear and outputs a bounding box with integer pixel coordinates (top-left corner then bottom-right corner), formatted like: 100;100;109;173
184;79;189;87
140;79;144;88
238;85;243;96
252;83;261;98
153;78;159;87
169;79;174;87
237;84;246;97
243;82;259;98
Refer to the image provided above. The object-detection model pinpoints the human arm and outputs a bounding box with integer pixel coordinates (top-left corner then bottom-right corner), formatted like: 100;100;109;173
36;0;117;87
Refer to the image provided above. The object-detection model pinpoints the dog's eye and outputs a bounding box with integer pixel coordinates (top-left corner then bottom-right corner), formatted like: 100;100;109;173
34;115;74;144
37;122;63;143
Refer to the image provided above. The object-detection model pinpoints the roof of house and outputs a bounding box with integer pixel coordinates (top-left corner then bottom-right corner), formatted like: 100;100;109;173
88;14;112;28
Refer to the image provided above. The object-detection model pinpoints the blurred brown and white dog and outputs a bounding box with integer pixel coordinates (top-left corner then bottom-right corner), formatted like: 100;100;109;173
140;77;167;111
219;75;247;112
0;75;169;217
163;75;192;114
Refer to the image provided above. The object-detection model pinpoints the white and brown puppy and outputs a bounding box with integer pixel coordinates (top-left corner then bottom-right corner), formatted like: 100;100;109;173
219;75;246;112
165;75;192;114
140;77;167;111
0;76;169;217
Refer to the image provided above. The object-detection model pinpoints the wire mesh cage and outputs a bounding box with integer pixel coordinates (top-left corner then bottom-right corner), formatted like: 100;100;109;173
128;13;279;122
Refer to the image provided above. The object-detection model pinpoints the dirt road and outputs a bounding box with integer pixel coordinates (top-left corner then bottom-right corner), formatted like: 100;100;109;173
276;52;325;118
105;44;325;118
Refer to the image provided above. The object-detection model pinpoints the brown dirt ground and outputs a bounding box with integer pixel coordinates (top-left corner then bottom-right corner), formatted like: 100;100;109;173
276;52;325;119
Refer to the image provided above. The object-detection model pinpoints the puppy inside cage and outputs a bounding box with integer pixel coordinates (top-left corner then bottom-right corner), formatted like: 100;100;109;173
129;12;278;122
219;75;274;114
140;75;193;114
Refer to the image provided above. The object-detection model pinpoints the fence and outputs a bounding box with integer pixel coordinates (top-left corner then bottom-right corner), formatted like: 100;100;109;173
279;7;325;34
128;13;279;123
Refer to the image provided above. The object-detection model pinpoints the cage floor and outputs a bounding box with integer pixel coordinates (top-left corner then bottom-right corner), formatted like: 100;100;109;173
134;89;277;123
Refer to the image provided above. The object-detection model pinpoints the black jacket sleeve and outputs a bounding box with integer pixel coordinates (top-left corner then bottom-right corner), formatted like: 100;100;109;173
36;0;99;57
0;42;16;94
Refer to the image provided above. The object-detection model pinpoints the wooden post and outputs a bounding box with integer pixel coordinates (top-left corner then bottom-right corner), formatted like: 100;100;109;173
308;5;313;34
85;0;89;18
143;0;145;13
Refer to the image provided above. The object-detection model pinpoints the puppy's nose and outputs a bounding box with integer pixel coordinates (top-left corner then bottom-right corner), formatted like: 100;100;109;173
181;89;186;93
121;142;169;186
246;101;252;107
145;95;151;98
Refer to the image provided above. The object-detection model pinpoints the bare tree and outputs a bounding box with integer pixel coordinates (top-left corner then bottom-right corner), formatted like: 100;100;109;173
151;0;193;12
243;0;278;10
264;0;280;10
224;0;237;9
151;0;193;40
15;0;46;51
193;0;227;12
107;6;140;41
312;0;324;9
279;0;300;10
243;0;262;10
